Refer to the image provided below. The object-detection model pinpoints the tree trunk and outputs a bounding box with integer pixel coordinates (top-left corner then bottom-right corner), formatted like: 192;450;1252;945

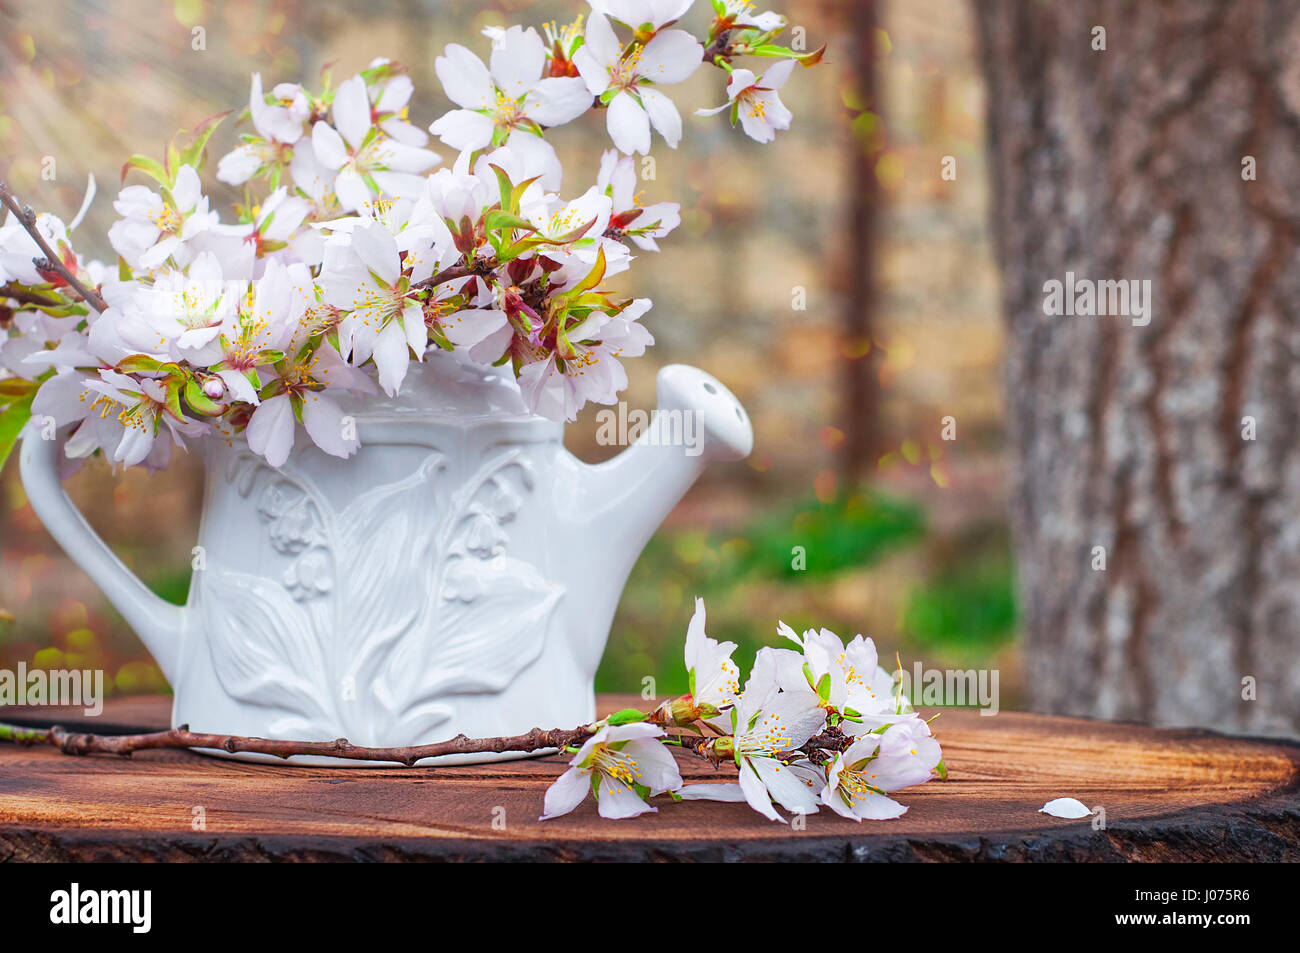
976;0;1300;736
841;0;881;486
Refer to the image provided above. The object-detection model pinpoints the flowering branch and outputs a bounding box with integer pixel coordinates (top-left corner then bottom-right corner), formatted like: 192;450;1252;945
0;180;108;313
0;719;598;765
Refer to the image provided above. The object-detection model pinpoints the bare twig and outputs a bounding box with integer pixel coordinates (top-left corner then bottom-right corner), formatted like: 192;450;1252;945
0;719;601;766
0;181;108;313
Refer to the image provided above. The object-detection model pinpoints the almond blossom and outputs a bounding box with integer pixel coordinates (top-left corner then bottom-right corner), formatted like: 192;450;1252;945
429;26;592;152
318;220;432;396
696;59;796;143
310;75;441;213
596;149;680;251
573;10;704;154
540;722;682;820
107;165;216;271
216;73;309;186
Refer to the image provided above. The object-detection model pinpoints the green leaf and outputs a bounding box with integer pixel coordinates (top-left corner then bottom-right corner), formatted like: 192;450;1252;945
934;758;948;781
483;209;536;234
116;354;165;374
816;672;831;702
606;707;647;726
0;391;36;474
120;155;169;187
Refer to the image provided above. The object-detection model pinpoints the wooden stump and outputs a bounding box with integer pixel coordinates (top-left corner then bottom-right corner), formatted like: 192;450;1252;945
1;696;1297;861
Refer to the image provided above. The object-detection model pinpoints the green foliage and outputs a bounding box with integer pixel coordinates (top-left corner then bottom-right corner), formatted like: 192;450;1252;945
724;492;926;582
901;555;1017;655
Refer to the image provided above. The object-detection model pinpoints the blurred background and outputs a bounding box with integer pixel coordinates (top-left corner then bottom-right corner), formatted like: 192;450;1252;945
0;0;1011;711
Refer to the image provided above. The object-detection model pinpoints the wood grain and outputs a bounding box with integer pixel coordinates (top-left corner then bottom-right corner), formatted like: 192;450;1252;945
1;696;1298;861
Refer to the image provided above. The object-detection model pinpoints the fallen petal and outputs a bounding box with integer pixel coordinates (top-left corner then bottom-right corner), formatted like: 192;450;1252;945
1039;797;1093;819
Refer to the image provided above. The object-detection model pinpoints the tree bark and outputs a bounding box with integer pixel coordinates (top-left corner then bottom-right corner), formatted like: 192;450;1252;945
976;0;1300;735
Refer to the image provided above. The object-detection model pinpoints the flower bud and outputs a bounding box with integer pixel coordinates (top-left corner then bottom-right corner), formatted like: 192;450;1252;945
202;377;226;400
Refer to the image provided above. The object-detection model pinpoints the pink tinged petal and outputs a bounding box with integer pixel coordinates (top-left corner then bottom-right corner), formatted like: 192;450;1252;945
517;358;564;420
595;777;656;819
372;318;412;396
738;761;786;822
540;767;591;820
311;121;350;170
333;75;373;151
638;87;682;148
606;92;651;156
352;223;402;286
301;393;360;459
490;25;546;99
436;44;495;110
638;29;704;85
524;77;597;127
429;109;496;152
246;393;295;467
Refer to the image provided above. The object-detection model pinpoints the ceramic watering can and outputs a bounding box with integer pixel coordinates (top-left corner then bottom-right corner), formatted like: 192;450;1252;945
19;350;752;764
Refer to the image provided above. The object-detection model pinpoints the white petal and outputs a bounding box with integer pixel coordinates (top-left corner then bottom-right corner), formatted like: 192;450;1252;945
490;25;546;98
539;767;590;820
606;92;651;156
333;76;373;151
245;393;295;467
301;393;360;459
639;87;682;148
525;77;595;128
1039;797;1093;819
638;29;703;85
372;318;412;396
429;109;496;152
311;121;350;170
436;44;495;110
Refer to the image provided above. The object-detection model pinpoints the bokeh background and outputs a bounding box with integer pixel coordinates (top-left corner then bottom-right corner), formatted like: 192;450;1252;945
0;0;1012;704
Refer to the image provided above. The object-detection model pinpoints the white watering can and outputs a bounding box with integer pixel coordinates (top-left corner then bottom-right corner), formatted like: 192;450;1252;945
19;350;752;764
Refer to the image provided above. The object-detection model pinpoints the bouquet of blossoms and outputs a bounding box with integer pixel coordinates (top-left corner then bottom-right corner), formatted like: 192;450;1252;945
0;0;823;472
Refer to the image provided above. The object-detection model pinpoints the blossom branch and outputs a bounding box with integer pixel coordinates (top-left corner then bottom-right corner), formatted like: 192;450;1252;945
0;719;603;765
0;282;62;309
0;181;108;313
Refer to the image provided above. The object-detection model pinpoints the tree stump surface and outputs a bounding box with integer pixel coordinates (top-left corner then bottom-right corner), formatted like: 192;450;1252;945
1;696;1297;862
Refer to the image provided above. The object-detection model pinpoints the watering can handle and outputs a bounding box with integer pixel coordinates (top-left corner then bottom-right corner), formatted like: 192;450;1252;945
19;428;185;683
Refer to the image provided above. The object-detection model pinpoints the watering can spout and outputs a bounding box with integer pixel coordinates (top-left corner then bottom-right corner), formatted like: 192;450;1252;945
555;365;753;671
